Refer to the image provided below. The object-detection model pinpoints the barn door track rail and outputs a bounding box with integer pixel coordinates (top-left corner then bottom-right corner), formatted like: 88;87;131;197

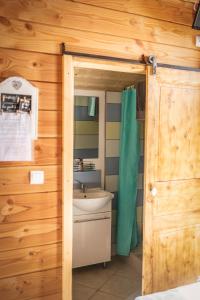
61;43;200;73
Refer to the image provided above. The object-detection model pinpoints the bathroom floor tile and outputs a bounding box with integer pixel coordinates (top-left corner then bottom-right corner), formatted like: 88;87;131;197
72;254;142;300
90;291;123;300
100;274;140;299
116;254;142;279
73;282;96;300
73;263;116;289
126;290;142;300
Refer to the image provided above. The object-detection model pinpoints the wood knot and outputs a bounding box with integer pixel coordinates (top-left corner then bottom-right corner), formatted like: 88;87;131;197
35;145;41;151
135;39;143;48
0;16;11;26
7;198;14;205
56;13;63;20
32;62;37;67
172;126;176;132
25;23;33;31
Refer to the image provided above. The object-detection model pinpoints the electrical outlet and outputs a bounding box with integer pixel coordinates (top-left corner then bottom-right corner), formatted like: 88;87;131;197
30;171;44;184
196;36;200;47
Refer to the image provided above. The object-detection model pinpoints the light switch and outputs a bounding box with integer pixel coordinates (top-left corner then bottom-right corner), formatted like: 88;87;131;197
30;171;44;184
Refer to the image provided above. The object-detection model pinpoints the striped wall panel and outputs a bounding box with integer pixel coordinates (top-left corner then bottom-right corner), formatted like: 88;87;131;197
106;140;120;157
106;122;120;140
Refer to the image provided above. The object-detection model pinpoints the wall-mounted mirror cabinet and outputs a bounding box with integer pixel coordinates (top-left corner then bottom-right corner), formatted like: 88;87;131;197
73;90;105;186
74;95;99;159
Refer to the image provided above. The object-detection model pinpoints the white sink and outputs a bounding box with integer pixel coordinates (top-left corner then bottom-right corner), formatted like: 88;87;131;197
73;189;113;212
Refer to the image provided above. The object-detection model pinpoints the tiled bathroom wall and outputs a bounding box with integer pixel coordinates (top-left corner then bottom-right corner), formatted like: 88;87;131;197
105;87;145;253
74;86;145;253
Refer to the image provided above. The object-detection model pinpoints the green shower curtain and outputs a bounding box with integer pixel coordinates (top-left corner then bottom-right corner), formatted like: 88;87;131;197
116;87;140;256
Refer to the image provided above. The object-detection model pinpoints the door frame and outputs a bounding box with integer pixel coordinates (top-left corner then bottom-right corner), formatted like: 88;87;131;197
142;66;156;294
62;54;146;300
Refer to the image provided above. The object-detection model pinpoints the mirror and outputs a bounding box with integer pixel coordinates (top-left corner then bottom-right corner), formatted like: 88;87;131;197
74;95;99;159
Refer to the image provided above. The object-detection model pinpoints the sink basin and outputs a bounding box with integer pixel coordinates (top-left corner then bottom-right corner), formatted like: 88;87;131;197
73;189;113;212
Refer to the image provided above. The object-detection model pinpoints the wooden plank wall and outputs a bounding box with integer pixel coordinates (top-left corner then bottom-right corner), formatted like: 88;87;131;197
0;0;199;299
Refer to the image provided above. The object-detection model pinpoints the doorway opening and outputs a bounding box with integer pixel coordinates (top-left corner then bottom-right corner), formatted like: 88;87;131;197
62;56;146;300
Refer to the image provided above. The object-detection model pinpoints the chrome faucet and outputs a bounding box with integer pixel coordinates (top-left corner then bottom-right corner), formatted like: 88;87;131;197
74;179;87;193
81;183;87;193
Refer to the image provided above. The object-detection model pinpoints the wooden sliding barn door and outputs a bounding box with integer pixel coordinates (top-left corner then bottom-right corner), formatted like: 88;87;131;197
143;66;200;295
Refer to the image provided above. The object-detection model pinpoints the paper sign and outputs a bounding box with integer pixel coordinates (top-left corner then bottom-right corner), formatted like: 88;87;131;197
0;76;38;161
0;113;32;161
0;76;38;139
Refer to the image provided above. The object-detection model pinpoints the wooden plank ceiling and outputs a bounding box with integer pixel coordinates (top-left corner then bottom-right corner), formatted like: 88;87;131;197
0;0;198;299
75;68;145;91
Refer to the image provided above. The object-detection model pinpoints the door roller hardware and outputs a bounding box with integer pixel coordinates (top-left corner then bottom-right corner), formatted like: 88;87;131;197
148;55;157;75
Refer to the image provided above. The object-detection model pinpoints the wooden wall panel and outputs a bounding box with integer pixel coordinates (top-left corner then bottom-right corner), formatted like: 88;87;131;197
31;138;61;165
0;0;194;27
0;268;61;300
36;82;61;111
0;138;61;167
0;48;61;83
0;243;62;279
0;2;197;50
32;293;61;300
0;218;61;251
38;111;61;138
0;192;61;224
0;20;200;68
0;165;61;195
74;0;194;26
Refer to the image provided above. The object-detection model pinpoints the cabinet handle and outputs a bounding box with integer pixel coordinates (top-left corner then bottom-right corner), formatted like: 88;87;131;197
74;217;110;223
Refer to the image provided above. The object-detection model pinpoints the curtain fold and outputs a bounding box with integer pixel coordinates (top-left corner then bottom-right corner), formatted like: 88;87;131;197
116;87;140;256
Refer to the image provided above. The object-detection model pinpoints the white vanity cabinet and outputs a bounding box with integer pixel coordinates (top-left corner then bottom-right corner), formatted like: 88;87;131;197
73;202;112;268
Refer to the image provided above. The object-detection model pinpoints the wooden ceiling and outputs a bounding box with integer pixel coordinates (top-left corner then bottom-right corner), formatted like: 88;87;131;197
74;68;145;91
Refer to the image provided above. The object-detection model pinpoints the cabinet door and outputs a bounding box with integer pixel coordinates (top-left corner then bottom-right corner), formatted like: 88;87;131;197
73;218;111;268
